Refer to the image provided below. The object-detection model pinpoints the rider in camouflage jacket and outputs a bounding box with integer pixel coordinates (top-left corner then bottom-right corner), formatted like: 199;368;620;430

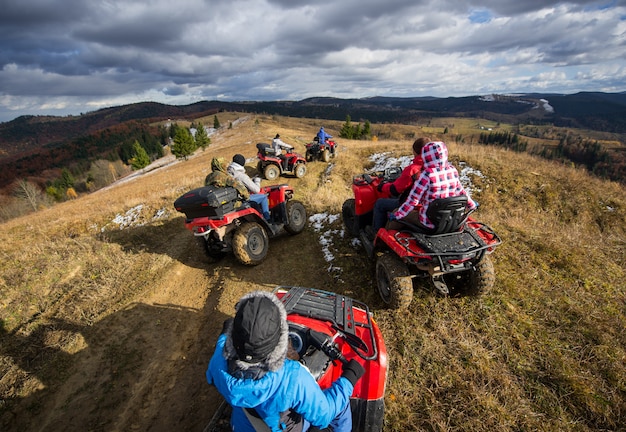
204;157;250;200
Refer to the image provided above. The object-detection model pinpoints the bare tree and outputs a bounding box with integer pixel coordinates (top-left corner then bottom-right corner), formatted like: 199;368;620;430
13;179;45;211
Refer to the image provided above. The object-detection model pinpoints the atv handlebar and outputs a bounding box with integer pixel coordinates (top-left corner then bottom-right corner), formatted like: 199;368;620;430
307;329;348;365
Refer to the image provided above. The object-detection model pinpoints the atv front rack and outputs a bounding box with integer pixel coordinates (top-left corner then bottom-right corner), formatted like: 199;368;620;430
274;286;378;361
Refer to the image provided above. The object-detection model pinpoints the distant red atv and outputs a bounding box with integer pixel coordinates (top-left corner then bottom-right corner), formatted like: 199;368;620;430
174;184;306;265
342;168;501;308
305;136;338;162
256;143;307;180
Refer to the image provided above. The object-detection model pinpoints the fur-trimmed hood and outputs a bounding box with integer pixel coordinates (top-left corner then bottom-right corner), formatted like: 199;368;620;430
223;291;289;374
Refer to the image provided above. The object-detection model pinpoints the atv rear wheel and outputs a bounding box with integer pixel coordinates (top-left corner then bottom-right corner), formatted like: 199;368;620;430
284;200;306;234
322;149;330;162
233;222;269;265
467;255;495;295
294;163;307;179
342;199;358;237
264;164;280;180
305;150;313;162
376;252;413;309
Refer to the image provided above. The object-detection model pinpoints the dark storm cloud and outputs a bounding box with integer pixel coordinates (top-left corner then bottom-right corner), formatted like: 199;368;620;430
0;0;624;121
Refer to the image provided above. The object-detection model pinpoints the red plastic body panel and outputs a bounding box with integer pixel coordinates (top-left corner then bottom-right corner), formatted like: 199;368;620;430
275;290;388;402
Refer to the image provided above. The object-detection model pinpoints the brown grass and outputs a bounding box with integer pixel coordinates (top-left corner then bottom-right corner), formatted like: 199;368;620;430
1;113;625;431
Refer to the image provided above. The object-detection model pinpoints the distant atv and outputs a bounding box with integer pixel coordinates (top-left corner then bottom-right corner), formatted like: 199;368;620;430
342;168;501;308
256;143;307;180
174;184;306;265
305;137;338;162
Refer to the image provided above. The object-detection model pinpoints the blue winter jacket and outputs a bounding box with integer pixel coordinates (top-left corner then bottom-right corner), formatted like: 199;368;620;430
206;334;354;431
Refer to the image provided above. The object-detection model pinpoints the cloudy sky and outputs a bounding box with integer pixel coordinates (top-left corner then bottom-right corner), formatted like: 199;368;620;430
1;0;625;122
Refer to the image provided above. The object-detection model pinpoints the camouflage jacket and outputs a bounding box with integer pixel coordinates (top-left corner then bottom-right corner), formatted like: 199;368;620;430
204;158;250;200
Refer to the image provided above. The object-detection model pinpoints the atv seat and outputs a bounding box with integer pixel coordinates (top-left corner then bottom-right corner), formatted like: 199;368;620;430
426;195;471;234
395;196;471;235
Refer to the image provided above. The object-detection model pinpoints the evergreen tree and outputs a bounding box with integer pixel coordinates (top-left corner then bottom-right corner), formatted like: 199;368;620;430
363;120;371;138
339;115;354;139
129;140;151;170
213;115;221;129
171;128;197;160
194;123;211;151
60;168;75;189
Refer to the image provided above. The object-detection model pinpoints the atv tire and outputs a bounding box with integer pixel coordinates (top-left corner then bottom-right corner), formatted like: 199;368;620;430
233;222;269;265
294;163;307;179
322;149;330;162
467;255;495;295
195;236;226;263
284;200;307;234
341;199;358;237
305;150;313;162
264;164;280;181
376;252;413;309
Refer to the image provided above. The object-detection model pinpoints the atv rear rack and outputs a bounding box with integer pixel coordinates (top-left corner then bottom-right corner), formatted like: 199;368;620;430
275;286;378;361
394;222;502;271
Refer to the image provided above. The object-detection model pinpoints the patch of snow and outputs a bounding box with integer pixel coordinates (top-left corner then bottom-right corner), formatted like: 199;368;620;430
458;162;484;194
103;204;144;231
479;94;495;102
369;153;412;171
153;208;169;220
309;213;343;275
540;99;554;113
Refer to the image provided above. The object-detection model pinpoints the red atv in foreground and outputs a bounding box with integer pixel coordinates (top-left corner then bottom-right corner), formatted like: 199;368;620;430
256;142;307;180
305;137;338;162
174;184;306;265
342;168;501;309
205;285;388;432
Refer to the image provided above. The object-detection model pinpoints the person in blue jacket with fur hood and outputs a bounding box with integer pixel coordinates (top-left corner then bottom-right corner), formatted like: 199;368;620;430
206;290;364;432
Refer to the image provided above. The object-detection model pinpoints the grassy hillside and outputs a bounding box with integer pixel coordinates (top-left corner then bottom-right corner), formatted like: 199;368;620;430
0;114;625;431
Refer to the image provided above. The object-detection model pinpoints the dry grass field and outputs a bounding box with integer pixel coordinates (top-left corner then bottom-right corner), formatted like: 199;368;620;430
1;113;625;432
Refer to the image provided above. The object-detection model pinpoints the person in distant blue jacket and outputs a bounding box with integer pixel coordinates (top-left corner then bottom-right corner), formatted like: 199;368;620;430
316;127;332;144
206;290;364;432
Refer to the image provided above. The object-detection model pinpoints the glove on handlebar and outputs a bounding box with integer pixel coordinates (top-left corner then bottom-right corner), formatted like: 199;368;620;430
341;359;365;386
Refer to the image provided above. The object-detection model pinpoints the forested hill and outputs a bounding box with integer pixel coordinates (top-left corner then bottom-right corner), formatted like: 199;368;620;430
0;92;625;191
2;92;626;154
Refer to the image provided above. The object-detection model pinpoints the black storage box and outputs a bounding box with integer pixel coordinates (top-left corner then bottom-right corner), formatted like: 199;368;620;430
174;186;240;219
256;142;276;156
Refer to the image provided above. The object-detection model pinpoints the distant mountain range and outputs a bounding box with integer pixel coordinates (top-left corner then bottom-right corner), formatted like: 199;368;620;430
0;92;625;189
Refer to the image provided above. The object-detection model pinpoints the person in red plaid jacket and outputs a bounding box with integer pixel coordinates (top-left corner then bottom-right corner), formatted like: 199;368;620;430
389;140;476;230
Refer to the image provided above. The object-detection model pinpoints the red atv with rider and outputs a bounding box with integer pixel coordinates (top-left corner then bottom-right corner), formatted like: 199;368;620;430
305;136;338;162
205;285;388;432
174;183;306;265
342;167;501;309
256;142;307;180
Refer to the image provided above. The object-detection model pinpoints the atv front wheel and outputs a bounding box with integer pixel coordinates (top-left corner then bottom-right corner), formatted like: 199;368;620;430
376;252;413;309
284;200;306;234
294;163;307;179
467;255;495;295
233;222;269;265
322;149;330;162
264;164;280;181
341;199;358;237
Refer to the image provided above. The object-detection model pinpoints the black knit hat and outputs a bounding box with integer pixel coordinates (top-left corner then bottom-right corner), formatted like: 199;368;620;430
232;295;282;363
233;154;246;167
